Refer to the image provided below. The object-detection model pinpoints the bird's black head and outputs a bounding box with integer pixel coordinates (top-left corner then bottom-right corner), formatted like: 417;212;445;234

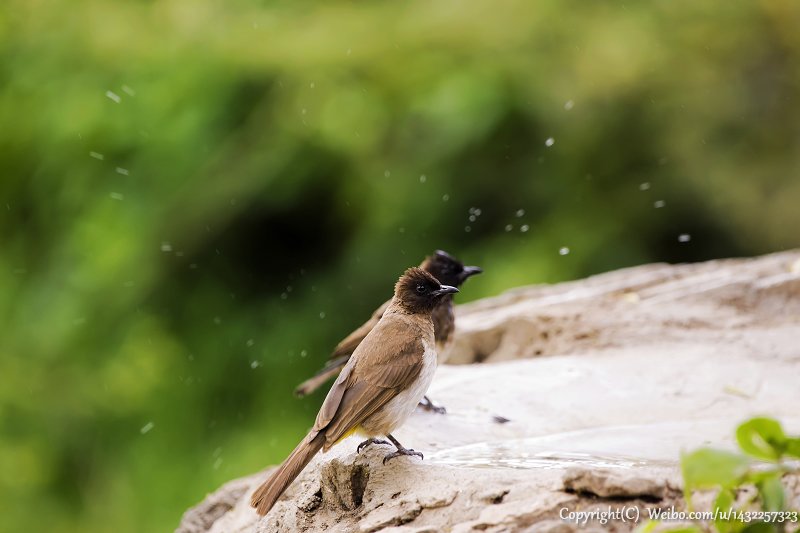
421;250;483;288
395;267;459;314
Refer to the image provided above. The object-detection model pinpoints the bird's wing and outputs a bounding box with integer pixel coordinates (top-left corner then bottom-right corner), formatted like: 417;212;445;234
329;299;391;358
312;316;425;446
296;299;393;398
293;355;351;397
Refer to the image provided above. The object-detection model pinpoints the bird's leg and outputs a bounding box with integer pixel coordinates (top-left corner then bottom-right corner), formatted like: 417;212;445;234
382;434;424;464
417;395;446;414
357;438;390;454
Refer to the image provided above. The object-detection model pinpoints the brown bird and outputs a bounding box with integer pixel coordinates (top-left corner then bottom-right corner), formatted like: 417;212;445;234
251;267;459;516
294;250;482;412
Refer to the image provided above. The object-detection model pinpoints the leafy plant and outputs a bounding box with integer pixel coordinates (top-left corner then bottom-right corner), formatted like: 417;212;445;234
641;417;800;533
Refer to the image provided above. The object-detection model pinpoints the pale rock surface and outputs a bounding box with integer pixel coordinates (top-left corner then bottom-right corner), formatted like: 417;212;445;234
177;251;800;532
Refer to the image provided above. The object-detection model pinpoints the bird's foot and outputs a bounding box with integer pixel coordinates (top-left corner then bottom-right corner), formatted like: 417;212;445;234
357;438;390;454
383;433;424;464
418;395;446;414
383;447;423;465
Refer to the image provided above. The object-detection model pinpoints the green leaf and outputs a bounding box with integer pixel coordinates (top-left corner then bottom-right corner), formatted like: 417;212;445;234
736;418;787;461
682;448;751;492
757;473;785;512
740;523;778;533
633;521;659;533
784;437;800;459
714;488;736;533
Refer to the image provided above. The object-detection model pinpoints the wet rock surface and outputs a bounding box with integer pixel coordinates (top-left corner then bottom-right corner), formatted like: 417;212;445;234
177;251;800;532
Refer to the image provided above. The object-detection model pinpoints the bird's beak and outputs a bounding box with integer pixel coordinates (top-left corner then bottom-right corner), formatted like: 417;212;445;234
433;285;459;296
461;266;483;280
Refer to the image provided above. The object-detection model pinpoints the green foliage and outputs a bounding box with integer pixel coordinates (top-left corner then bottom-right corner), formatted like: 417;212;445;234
715;489;736;533
681;449;751;493
2;0;800;532
664;418;800;533
636;521;703;533
736;418;788;461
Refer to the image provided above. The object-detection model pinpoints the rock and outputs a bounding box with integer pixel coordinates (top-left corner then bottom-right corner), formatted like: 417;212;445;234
177;251;800;532
562;467;672;500
176;475;260;533
320;458;369;511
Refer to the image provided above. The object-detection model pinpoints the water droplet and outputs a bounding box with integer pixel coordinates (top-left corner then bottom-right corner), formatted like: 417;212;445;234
469;215;476;222
250;360;260;369
140;422;154;434
678;234;691;243
301;108;307;115
89;151;104;160
474;208;482;216
654;200;666;208
246;339;255;347
300;349;308;358
505;224;513;232
213;316;221;325
520;224;530;232
280;292;288;300
106;90;121;103
545;137;555;147
464;226;472;232
213;457;223;470
122;85;136;97
109;192;124;201
419;174;427;183
639;182;650;191
559;247;570;255
160;242;172;252
319;312;326;319
115;167;129;176
310;82;315;88
442;194;450;202
516;209;525;217
384;170;391;178
564;100;574;111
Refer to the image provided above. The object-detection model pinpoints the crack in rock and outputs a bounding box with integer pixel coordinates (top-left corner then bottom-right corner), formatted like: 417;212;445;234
321;459;371;511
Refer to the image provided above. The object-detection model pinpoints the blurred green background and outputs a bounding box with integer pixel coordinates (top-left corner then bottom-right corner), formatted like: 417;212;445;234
2;0;799;531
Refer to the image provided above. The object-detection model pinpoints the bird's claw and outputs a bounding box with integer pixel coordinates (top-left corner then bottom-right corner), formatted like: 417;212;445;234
418;396;446;414
383;449;423;465
357;438;389;454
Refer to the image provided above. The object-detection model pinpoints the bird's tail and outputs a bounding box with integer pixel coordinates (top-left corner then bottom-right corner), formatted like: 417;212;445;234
250;431;327;516
293;356;350;397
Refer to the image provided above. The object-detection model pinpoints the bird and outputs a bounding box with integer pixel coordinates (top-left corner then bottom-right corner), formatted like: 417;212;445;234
294;250;482;413
251;267;459;516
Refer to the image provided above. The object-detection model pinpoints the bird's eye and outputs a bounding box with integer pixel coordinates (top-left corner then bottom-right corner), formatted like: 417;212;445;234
416;284;427;294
